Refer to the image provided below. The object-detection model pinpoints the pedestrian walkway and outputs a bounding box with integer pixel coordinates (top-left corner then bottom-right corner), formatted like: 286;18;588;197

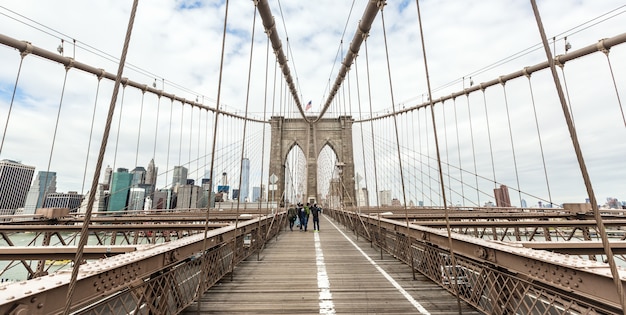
183;214;480;314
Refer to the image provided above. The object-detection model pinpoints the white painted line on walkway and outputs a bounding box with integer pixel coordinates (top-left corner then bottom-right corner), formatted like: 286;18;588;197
314;231;336;315
327;218;431;314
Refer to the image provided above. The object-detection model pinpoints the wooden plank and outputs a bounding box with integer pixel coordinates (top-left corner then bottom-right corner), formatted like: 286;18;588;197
183;215;480;314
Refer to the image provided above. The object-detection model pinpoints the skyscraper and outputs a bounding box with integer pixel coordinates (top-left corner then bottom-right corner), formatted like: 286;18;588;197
0;159;35;212
23;170;57;215
102;165;113;190
130;166;146;186
172;166;188;189
145;159;157;189
252;186;261;202
128;187;146;210
241;158;250;202
378;190;392;206
108;168;132;212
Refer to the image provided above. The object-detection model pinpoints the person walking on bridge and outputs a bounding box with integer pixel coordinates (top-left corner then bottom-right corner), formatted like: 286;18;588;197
311;203;321;231
297;203;306;231
287;205;297;231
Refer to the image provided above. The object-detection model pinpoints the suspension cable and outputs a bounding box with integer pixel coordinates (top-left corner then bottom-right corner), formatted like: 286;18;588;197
134;89;146;167
452;97;464;206
63;1;139;314
0;52;26;155
80;73;103;196
165;98;174;190
601;47;626;127
466;94;480;206
415;0;462;313
232;1;259;276
530;1;626;312
41;65;70;211
363;38;383;258
524;72;553;205
111;85;126;171
480;88;497;189
380;5;414;278
500;82;522;206
197;0;230;306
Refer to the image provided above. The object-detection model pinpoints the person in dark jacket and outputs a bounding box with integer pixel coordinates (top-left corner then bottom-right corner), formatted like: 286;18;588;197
311;203;321;231
297;203;306;231
287;206;297;231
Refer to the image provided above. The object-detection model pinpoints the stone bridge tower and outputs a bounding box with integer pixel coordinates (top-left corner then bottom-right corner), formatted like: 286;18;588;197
268;116;355;207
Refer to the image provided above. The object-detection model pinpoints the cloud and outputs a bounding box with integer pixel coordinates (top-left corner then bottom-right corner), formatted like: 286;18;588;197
0;0;624;206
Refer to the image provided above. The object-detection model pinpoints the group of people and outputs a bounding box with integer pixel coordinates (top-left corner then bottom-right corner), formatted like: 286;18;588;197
287;202;322;232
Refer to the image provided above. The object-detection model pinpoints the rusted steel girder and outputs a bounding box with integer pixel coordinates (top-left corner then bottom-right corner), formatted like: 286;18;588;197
331;209;626;312
0;245;136;260
0;214;283;315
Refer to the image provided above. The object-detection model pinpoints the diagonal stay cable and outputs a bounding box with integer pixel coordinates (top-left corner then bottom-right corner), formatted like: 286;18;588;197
63;1;139;314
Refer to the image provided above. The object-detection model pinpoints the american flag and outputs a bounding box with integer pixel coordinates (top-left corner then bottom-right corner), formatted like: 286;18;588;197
305;100;312;111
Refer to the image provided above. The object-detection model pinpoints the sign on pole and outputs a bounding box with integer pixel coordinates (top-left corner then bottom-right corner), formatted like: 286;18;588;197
269;173;278;184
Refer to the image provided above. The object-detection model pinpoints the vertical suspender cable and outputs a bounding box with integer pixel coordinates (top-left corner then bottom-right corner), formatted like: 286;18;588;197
364;39;382;258
41;66;70;212
189;105;194;177
466;94;480;206
80;74;103;196
63;1;139;313
529;1;626;312
134;89;146;167
380;5;414;279
257;35;270;257
415;0;462;313
152;95;162;161
197;0;229;308
601;48;625;127
165;99;174;190
452;97;464;206
111;85;127;171
441;102;452;205
481;88;497;189
524;72;553;206
0;53;26;155
232;2;258;276
178;103;185;167
501;83;522;206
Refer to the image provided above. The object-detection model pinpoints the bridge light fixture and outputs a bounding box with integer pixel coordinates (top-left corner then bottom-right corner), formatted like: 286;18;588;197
564;36;571;52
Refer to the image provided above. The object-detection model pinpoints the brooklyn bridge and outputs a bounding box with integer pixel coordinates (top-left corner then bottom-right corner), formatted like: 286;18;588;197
0;1;625;314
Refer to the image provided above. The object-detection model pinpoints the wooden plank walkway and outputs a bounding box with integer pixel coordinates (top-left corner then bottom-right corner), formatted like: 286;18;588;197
183;214;481;314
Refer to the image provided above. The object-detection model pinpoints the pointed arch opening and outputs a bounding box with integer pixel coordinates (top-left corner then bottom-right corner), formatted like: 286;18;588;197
283;144;306;206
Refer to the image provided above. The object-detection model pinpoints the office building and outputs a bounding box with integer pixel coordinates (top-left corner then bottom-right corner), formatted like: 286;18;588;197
176;184;200;209
43;191;83;212
79;183;108;214
108;168;132;211
23;171;57;215
241;158;250;202
253;186;261;202
128;186;146;210
153;189;172;210
0;159;35;212
378;190;392;206
131;166;146;186
356;187;369;207
172;166;188;190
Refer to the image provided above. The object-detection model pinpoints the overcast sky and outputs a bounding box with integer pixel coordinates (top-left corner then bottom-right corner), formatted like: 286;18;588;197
0;1;625;206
